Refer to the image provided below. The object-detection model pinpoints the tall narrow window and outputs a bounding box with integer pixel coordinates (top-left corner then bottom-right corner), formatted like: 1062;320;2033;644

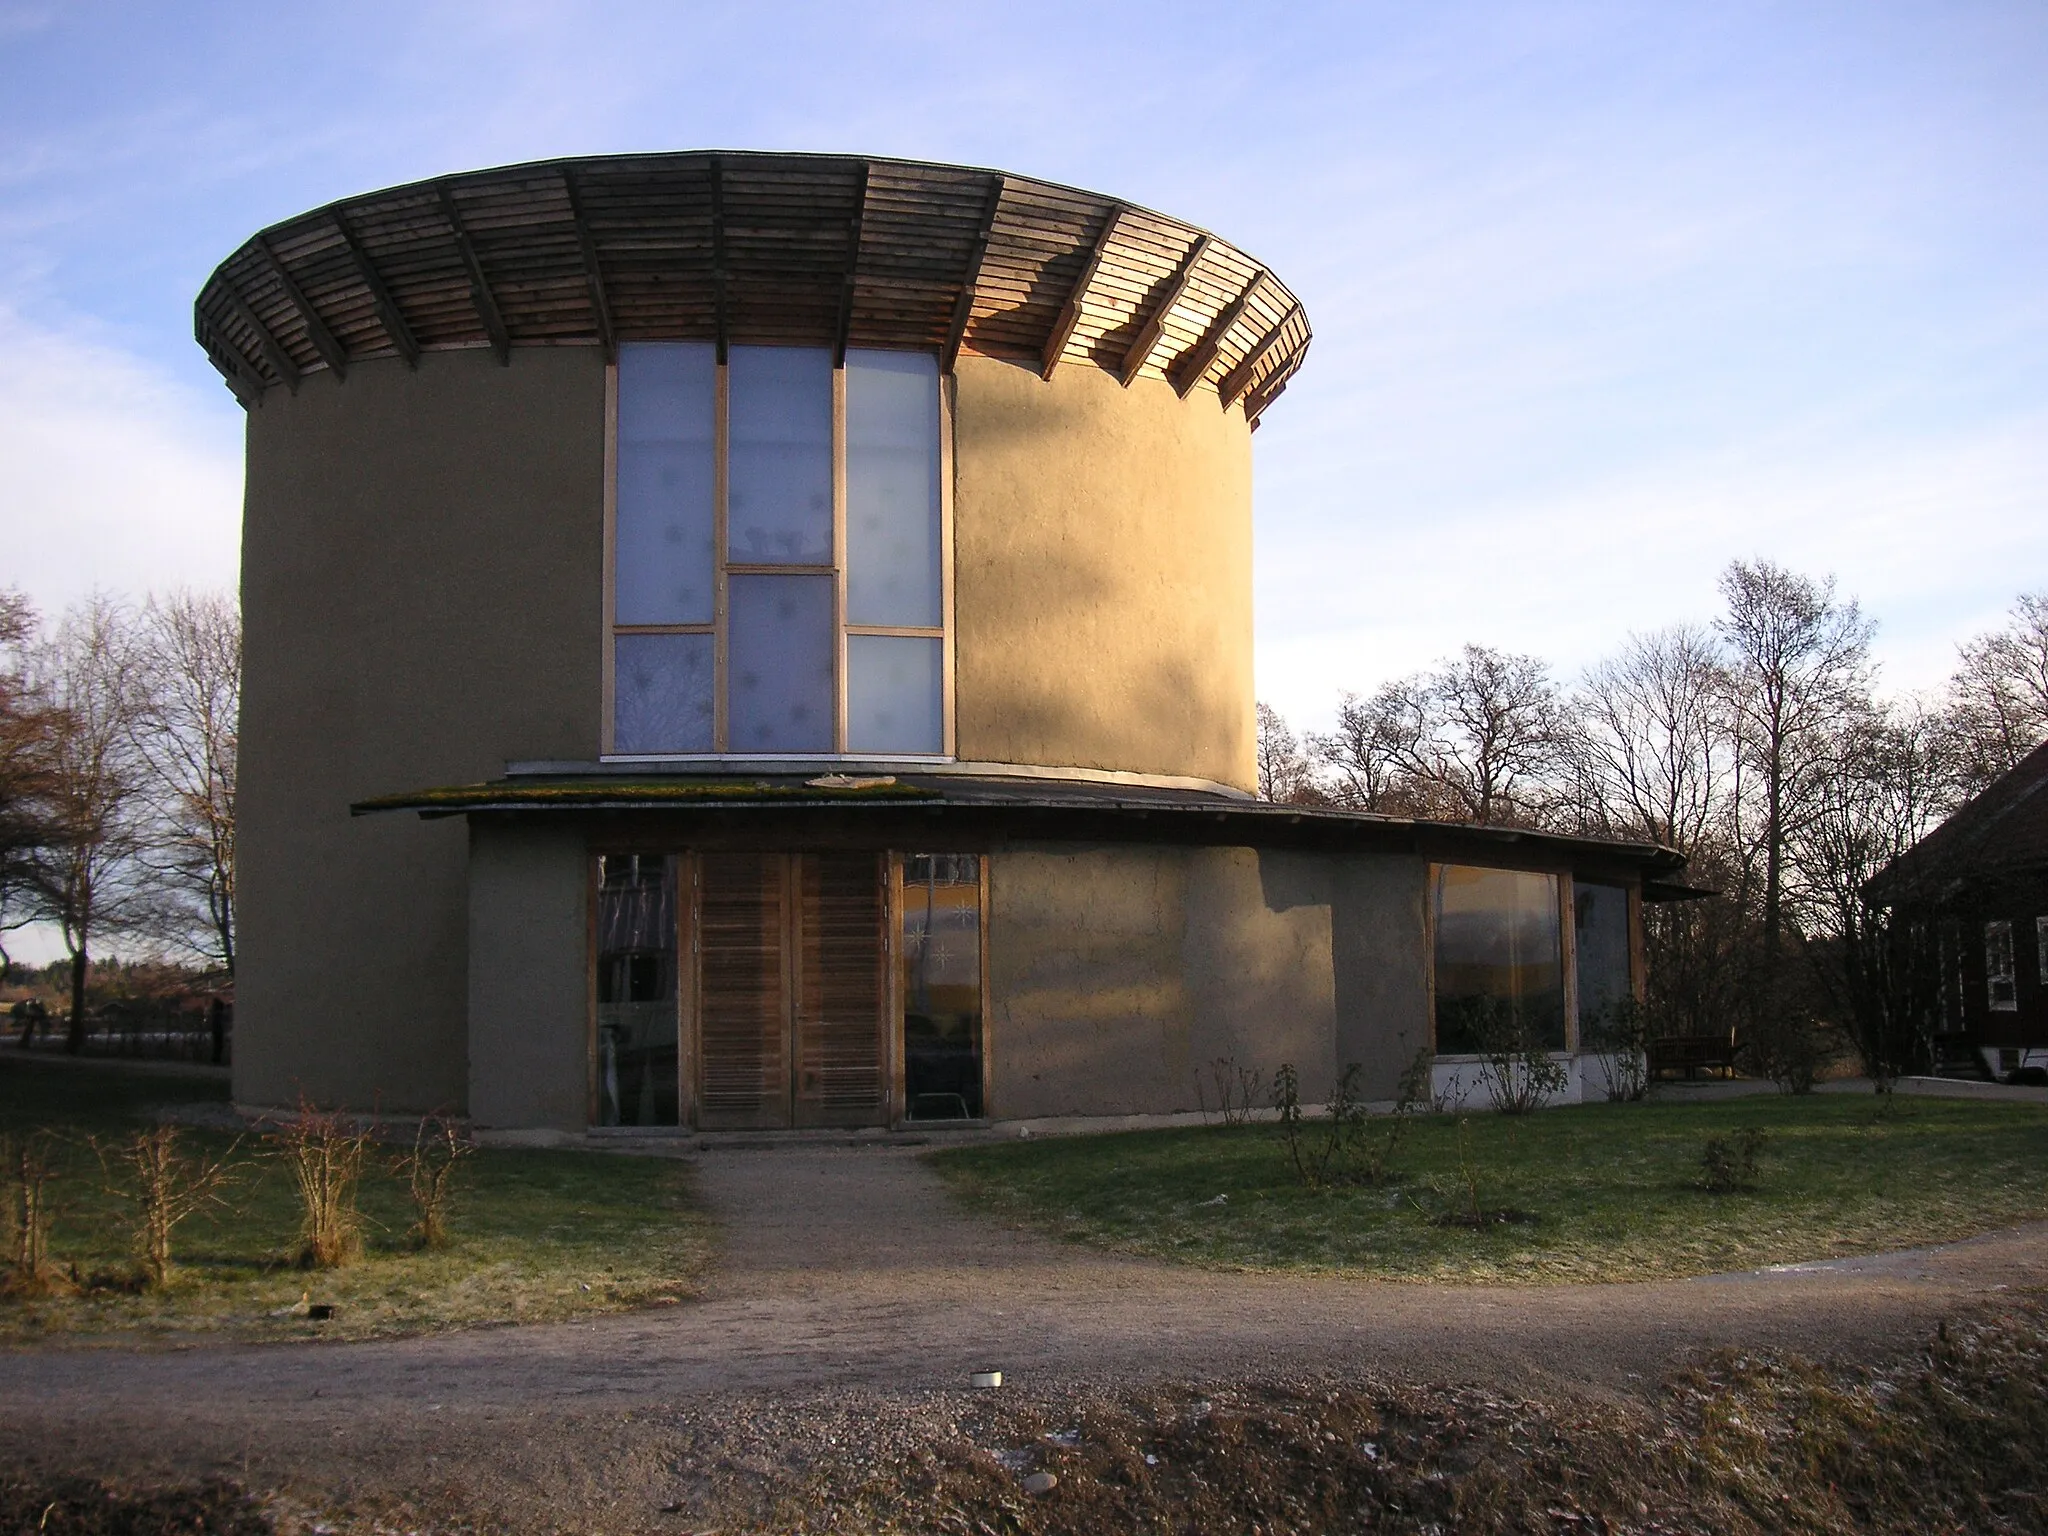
1573;881;1632;1034
1987;920;2017;1011
613;345;716;752
610;343;948;758
1432;865;1566;1054
595;854;679;1127
846;349;943;754
902;854;983;1119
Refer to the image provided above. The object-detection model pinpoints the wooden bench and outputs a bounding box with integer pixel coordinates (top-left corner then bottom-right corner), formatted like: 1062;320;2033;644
1649;1034;1738;1080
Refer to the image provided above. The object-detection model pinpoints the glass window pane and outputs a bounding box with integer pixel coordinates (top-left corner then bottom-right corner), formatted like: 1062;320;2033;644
595;854;678;1127
728;345;833;566
616;343;716;624
902;854;982;1119
728;573;834;753
1573;882;1632;1029
846;349;941;627
847;634;942;755
1432;865;1565;1053
613;633;713;754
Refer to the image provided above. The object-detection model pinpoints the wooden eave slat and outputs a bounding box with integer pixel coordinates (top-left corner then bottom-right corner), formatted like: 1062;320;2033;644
1169;270;1264;398
1216;306;1302;410
197;154;1309;412
331;209;421;368
195;316;263;407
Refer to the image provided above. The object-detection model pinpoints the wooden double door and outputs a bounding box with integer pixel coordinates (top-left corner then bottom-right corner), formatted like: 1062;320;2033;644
689;850;887;1130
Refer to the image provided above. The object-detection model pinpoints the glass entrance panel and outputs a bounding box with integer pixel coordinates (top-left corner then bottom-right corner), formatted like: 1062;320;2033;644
595;854;679;1126
901;854;983;1120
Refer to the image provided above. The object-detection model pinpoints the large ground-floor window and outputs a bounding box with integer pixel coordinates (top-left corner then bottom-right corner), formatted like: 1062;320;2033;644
1431;864;1567;1054
590;848;986;1129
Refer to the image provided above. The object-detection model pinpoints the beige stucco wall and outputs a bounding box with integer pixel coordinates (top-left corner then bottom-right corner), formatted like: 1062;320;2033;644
237;348;606;1113
236;344;1258;1115
951;356;1256;793
467;819;591;1132
987;844;1334;1118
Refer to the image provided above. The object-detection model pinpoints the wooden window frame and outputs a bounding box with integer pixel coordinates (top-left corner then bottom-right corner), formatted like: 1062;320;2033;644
887;850;991;1127
603;348;956;761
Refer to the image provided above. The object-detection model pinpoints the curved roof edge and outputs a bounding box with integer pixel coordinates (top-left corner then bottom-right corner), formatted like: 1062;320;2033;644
193;151;1311;423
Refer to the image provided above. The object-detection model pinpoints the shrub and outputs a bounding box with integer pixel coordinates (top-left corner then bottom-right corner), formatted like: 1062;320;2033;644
1581;995;1652;1102
1462;998;1569;1114
1699;1126;1766;1193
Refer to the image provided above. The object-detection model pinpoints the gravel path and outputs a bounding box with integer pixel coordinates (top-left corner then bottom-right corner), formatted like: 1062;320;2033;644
2;1142;2043;1529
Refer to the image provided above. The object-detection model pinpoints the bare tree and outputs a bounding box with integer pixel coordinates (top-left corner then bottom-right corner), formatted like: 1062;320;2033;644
1715;561;1874;966
1569;625;1729;850
129;591;239;974
1943;591;2048;793
1794;700;1951;1085
1406;646;1564;826
0;593;58;967
29;596;151;1052
1255;702;1320;803
1313;685;1427;813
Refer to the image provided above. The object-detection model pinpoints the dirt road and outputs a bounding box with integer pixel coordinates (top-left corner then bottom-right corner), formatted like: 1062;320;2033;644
1;1143;2042;1530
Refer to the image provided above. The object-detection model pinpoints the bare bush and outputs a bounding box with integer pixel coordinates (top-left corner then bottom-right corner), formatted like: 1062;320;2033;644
1;1129;66;1296
1197;1057;1264;1128
393;1113;471;1250
93;1125;240;1289
269;1099;373;1268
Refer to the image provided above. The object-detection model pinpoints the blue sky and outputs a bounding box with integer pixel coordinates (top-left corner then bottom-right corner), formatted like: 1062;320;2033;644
2;0;2043;730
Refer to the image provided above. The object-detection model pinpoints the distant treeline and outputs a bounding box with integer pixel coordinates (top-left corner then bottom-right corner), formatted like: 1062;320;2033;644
1257;560;2047;1081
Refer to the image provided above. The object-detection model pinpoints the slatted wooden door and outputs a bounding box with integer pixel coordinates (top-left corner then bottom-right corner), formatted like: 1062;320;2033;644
692;851;885;1130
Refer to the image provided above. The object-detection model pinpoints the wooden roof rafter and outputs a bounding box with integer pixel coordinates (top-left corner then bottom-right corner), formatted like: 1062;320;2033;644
1117;235;1210;387
558;169;615;363
832;161;870;368
1170;269;1265;398
213;282;300;395
436;185;511;366
195;314;264;407
1217;305;1304;412
709;156;728;364
330;209;420;369
941;173;1005;375
1039;203;1123;380
254;235;348;381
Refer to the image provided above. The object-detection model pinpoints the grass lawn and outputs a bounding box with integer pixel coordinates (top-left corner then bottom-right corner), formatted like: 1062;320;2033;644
0;1056;714;1344
932;1093;2048;1284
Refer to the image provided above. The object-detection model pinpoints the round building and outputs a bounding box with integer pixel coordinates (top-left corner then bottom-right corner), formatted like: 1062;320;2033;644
198;151;1681;1133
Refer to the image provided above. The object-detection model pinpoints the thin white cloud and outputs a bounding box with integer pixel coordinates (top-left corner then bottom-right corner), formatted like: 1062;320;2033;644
0;308;242;614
